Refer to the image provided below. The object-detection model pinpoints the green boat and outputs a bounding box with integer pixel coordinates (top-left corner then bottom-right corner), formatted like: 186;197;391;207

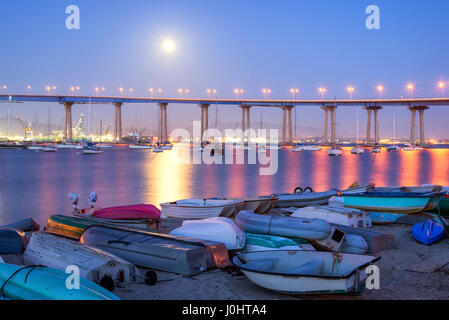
45;215;152;240
429;194;449;217
244;233;310;252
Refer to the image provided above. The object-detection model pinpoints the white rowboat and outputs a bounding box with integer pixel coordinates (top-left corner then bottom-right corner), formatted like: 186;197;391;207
161;199;244;219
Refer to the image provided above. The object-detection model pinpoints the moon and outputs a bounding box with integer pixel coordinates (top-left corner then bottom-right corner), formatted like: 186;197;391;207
162;39;175;54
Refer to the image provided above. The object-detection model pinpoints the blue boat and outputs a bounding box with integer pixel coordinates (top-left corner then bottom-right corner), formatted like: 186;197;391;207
411;219;445;245
340;192;441;214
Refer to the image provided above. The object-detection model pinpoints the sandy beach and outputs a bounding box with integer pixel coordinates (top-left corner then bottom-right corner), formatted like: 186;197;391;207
3;220;448;300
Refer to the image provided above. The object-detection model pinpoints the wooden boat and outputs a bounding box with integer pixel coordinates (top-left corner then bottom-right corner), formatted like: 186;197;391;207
233;250;380;294
169;217;246;250
0;263;119;300
0;228;28;254
1;218;40;232
262;189;338;208
24;232;137;291
411;219;445;245
290;206;371;228
235;210;331;241
160;198;244;219
210;196;277;214
336;192;441;214
80;225;229;276
244;233;314;253
45;215;157;240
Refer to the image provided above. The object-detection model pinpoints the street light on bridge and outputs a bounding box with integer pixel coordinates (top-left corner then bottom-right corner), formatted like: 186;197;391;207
290;88;299;100
318;87;327;100
234;88;244;99
346;86;355;100
377;85;384;100
119;87;124;97
262;88;271;99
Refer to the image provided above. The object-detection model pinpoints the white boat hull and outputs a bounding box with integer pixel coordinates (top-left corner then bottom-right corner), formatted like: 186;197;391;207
161;199;244;219
24;232;137;286
233;250;379;294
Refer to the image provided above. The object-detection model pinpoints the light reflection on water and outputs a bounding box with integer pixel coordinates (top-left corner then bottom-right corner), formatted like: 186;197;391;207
1;145;449;225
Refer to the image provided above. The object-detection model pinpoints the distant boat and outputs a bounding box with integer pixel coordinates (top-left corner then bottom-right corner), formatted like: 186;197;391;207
372;146;382;153
302;145;321;151
351;146;364;155
56;143;77;149
27;145;44;151
0;142;26;149
161;144;173;150
290;145;304;152
386;145;400;152
160;198;244;219
152;146;163;153
129;144;153;149
328;146;343;157
233;250;379;295
97;144;113;148
403;143;417;151
83;146;104;154
42;147;57;152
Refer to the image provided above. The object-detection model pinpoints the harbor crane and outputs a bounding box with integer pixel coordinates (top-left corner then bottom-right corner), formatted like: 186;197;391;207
15;116;33;140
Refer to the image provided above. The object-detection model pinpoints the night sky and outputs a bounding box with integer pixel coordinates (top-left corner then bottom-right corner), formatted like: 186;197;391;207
1;0;449;138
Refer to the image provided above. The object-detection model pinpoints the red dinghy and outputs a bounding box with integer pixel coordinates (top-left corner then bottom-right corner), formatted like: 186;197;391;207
91;204;161;220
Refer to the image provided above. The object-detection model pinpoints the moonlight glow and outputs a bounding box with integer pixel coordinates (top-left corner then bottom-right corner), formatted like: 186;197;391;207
162;39;175;53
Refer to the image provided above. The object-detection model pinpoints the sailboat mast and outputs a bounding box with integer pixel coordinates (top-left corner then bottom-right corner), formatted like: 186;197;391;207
393;112;396;142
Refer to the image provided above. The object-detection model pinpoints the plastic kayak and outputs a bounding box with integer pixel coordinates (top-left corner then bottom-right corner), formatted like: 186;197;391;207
90;204;161;220
0;263;120;300
411;219;445;245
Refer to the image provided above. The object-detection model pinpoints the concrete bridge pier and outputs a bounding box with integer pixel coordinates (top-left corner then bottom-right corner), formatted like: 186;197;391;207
158;103;168;144
408;105;429;146
199;104;210;142
280;106;294;144
321;105;337;144
364;106;383;145
240;105;251;143
63;102;74;141
114;102;123;142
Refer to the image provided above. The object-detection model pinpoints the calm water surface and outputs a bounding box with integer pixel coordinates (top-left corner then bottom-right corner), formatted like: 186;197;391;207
1;145;449;225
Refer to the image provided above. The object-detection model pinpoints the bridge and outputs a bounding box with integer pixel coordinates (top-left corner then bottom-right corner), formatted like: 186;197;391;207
1;94;449;145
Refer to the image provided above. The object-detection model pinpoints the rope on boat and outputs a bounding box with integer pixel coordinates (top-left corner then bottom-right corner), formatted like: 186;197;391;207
0;265;47;299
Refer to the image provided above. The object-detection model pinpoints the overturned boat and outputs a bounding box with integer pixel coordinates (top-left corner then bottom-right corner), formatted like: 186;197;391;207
24;232;138;291
262;188;339;208
290;205;371;228
45;215;155;240
169;217;246;250
80;225;229;276
1;218;40;232
0;228;28;254
0;263;119;300
233;250;379;294
160;198;244;219
243;233;314;253
235;210;331;241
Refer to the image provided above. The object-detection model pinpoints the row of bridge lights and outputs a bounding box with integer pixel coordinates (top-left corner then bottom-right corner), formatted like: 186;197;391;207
1;82;447;99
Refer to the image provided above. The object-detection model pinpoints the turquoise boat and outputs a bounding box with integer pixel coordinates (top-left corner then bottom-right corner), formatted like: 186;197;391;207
244;233;302;252
341;192;441;214
0;263;120;300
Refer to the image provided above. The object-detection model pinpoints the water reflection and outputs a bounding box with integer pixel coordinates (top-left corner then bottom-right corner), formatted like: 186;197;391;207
1;147;449;225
